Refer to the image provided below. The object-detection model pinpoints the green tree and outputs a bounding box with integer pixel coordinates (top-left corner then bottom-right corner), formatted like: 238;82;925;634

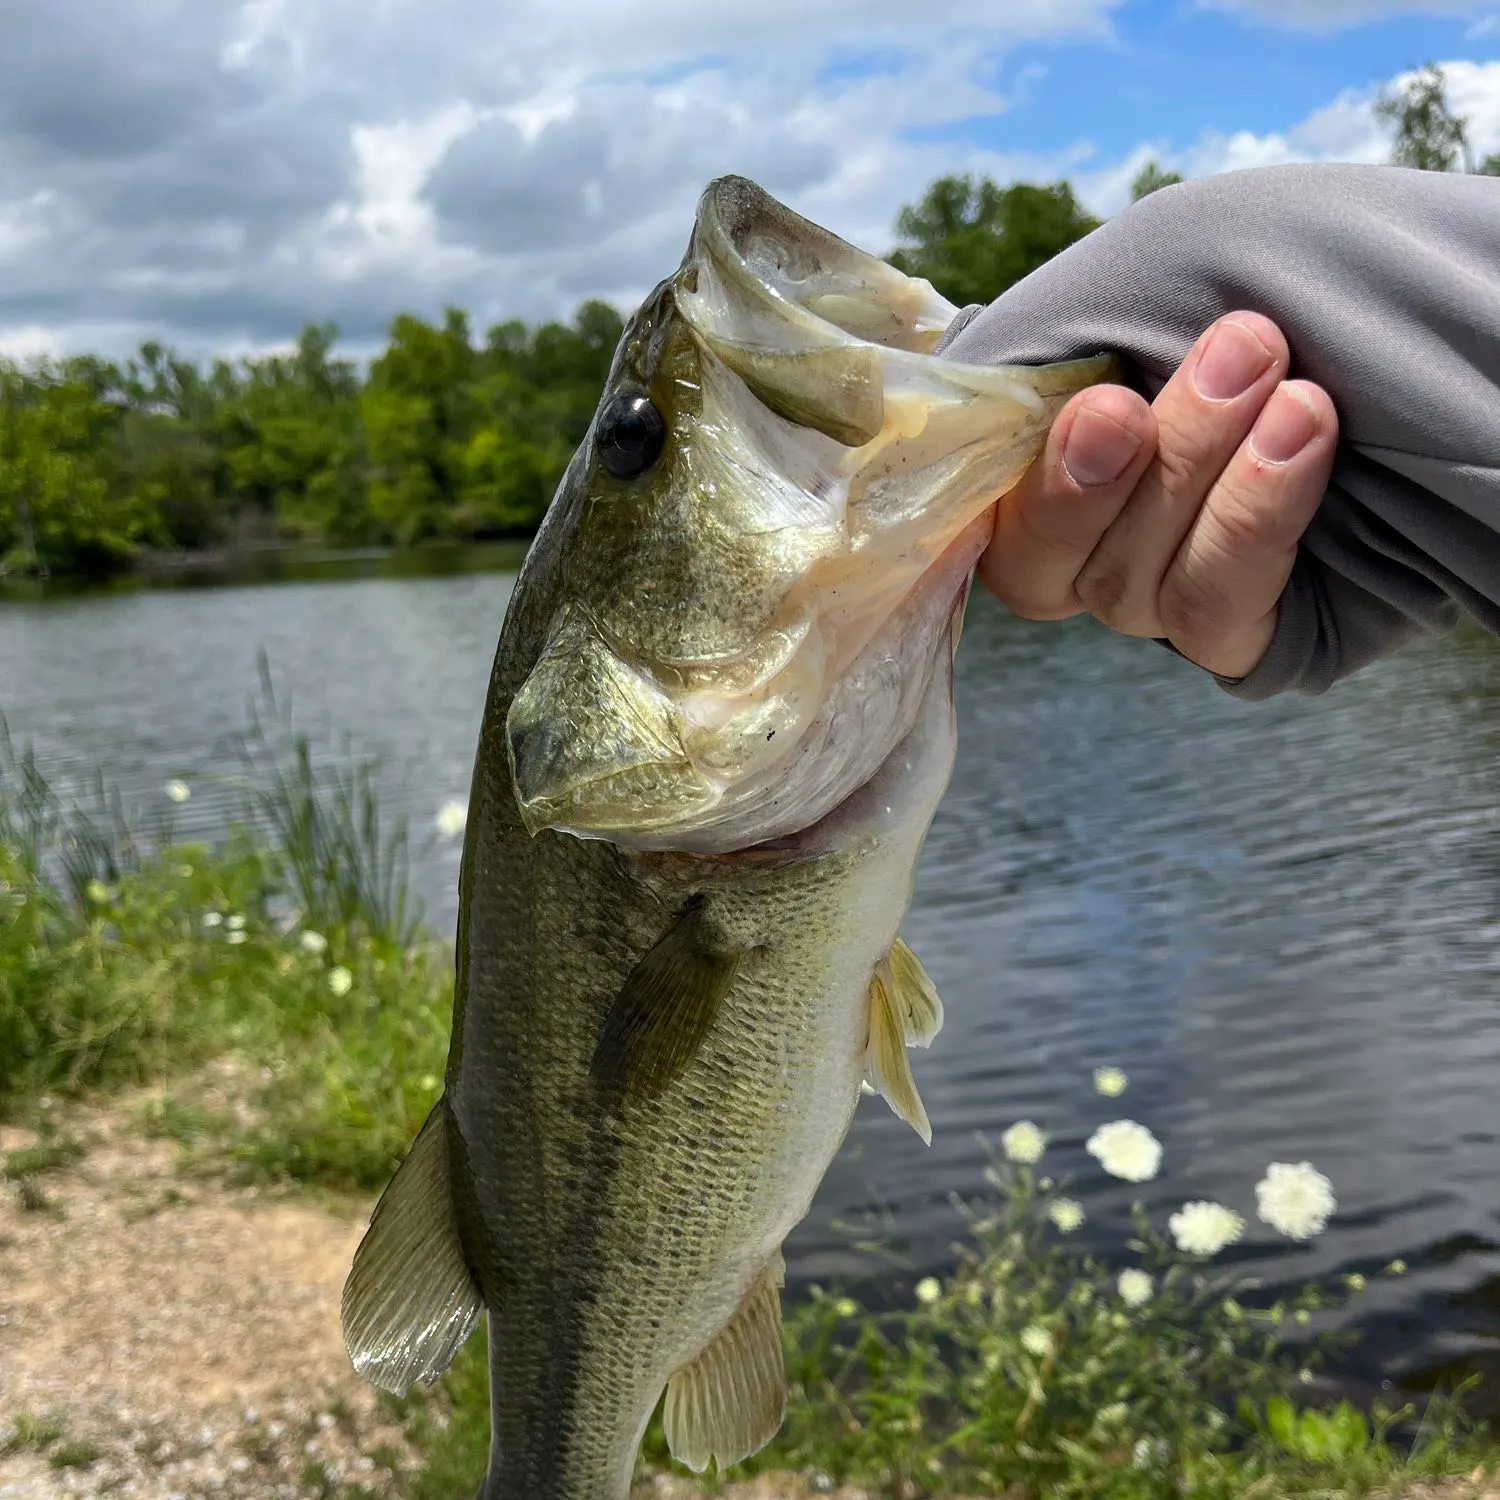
0;296;630;573
218;324;368;543
0;362;144;575
1130;159;1184;201
888;175;1101;306
362;309;478;544
1375;63;1472;172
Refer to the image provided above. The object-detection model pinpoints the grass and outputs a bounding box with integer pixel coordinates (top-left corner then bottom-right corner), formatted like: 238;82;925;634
1;1130;86;1179
0;1410;66;1457
0;689;1495;1499
381;1182;1489;1500
0;682;452;1189
48;1438;102;1470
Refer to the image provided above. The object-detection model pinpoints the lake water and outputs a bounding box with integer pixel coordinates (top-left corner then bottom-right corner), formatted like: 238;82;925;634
6;551;1500;1402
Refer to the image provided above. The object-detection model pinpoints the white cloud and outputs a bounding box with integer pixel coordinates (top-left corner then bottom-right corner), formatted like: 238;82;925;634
0;324;63;361
221;0;302;71
1199;0;1477;28
2;0;1497;361
0;0;1123;357
1073;60;1500;218
307;103;490;283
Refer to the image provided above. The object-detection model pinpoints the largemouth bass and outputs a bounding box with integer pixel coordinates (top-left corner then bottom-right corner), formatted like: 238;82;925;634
342;176;1113;1500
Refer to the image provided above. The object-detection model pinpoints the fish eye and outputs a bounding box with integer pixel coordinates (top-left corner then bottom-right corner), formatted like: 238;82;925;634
595;388;666;480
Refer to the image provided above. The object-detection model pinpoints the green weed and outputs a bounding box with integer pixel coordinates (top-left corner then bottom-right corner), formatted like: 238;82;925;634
1;1132;85;1178
1;1410;66;1455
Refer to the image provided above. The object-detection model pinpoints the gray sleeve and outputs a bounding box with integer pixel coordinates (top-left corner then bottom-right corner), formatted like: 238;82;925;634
935;163;1500;700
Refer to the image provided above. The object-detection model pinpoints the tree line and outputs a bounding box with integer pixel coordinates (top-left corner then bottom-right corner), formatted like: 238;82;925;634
0;62;1483;576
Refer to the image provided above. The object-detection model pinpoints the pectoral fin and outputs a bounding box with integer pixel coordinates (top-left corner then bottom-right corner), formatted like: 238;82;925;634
863;939;944;1145
592;896;745;1100
888;937;944;1047
663;1256;788;1473
340;1098;482;1395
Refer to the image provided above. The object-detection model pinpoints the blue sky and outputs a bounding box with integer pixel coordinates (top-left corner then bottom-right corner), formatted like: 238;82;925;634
957;2;1499;157
0;0;1495;359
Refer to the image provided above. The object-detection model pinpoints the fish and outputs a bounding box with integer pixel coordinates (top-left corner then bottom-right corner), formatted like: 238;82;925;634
340;174;1114;1500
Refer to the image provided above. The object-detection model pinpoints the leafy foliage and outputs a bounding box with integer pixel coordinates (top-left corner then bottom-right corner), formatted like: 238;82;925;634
0;301;622;577
1130;159;1184;201
888;173;1101;307
7;94;1496;585
1376;63;1472;173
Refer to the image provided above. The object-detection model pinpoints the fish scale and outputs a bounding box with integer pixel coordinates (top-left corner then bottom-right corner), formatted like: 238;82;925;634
339;175;1114;1500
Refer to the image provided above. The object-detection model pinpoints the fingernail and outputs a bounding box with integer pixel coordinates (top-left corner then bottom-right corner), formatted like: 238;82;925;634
1062;407;1143;488
1249;383;1319;464
1192;319;1274;401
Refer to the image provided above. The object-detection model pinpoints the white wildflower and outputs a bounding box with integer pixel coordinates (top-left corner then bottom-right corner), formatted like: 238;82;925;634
328;965;354;998
227;930;247;945
1086;1120;1161;1183
914;1277;941;1306
85;879;113;905
1000;1120;1047;1164
1387;1259;1407;1275
1093;1066;1128;1097
299;930;328;955
225;913;246;932
1256;1161;1336;1240
1048;1198;1085;1233
835;1299;858;1319
1346;1273;1366;1292
1117;1269;1154;1307
1020;1325;1053;1358
434;799;468;839
1133;1437;1168;1469
165;780;191;804
1298;1367;1314;1385
1097;1402;1128;1427
1168;1201;1245;1257
202;910;224;929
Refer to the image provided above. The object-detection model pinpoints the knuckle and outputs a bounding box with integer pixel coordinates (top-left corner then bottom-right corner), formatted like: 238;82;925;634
1202;480;1274;557
1158;561;1234;643
978;555;1072;623
1073;557;1136;627
1149;425;1212;497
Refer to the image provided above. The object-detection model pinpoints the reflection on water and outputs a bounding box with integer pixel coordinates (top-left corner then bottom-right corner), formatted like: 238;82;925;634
5;553;1500;1399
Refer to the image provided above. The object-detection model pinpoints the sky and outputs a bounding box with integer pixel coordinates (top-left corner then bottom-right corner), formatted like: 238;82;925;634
1;0;1498;363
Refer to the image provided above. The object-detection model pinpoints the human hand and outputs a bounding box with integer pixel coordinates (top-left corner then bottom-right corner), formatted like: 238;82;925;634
980;312;1338;680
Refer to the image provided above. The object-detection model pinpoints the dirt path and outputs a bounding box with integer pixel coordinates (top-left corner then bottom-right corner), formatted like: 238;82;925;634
0;1093;419;1499
0;1093;1494;1500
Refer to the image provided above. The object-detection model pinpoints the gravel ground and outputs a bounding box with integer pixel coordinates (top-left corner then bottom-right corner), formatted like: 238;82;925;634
0;1090;417;1499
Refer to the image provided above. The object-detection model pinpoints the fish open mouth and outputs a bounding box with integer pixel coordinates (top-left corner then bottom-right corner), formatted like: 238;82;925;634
505;177;1115;856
